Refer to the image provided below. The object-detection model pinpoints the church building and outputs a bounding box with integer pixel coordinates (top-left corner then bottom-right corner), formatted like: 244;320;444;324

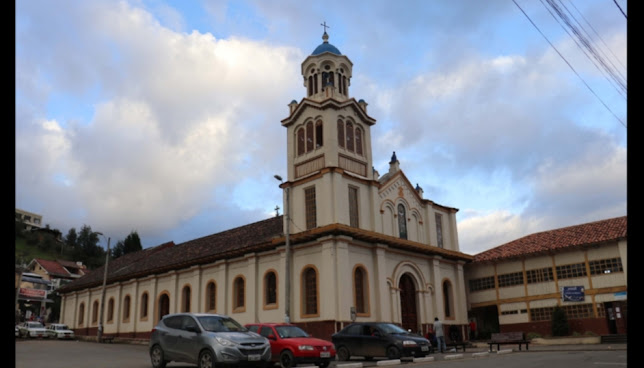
57;31;474;341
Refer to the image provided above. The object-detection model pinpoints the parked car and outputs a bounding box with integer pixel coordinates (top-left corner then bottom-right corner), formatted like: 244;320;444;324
17;321;49;339
331;322;432;361
149;313;271;368
46;323;75;339
245;323;335;368
15;325;19;337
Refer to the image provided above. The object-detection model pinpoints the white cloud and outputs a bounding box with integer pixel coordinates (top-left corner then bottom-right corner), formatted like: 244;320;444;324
16;0;301;241
457;210;543;255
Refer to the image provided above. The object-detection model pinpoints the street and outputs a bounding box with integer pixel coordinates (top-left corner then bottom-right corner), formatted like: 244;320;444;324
15;339;628;368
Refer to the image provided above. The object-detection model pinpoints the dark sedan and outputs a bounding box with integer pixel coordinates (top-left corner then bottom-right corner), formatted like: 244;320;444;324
332;322;432;361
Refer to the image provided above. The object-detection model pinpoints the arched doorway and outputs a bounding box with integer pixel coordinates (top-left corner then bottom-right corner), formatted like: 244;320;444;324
158;294;170;321
399;273;418;332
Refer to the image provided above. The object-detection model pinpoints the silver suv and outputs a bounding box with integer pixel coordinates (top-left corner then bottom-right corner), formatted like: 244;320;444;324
149;313;271;368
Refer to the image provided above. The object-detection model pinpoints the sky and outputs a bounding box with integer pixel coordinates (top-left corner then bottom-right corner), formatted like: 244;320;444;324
15;0;627;256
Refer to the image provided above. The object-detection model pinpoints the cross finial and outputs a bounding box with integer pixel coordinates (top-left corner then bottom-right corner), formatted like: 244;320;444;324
274;205;280;217
321;21;330;33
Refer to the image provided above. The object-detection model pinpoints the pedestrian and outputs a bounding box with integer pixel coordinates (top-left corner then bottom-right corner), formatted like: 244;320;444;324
469;319;476;340
433;317;447;353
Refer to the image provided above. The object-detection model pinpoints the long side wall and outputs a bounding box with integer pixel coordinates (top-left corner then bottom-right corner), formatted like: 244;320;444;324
61;235;468;341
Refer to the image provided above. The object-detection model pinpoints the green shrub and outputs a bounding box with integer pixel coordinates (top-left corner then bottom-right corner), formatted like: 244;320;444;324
551;306;569;336
526;332;541;340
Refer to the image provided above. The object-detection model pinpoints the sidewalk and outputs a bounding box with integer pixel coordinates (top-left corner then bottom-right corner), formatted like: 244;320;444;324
466;340;627;352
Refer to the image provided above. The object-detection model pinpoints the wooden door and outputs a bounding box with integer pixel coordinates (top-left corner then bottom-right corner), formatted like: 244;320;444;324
399;273;418;332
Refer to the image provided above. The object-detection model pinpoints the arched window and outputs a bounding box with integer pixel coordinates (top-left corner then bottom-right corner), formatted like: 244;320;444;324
346;122;354;152
302;267;318;316
306;122;314;152
181;286;191;313
264;271;277;307
206;282;216;312
315;120;323;148
443;280;453;318
233;276;245;311
343;75;348;95
355;128;363;155
297;121;323;156
123;295;131;321
107;298;114;322
297;128;305;156
141;293;149;319
308;75;313;96
354;266;369;315
158;294;170;321
314;73;318;94
92;300;99;324
398;204;408;239
338;120;345;149
78;303;85;326
337;120;363;155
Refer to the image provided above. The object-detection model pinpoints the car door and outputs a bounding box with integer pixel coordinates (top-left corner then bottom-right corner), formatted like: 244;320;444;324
176;315;202;364
258;326;279;360
158;316;182;360
358;325;386;358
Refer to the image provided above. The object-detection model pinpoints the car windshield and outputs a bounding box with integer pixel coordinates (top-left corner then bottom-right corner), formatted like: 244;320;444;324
57;325;69;330
275;325;309;338
376;323;409;334
197;316;248;333
28;322;44;328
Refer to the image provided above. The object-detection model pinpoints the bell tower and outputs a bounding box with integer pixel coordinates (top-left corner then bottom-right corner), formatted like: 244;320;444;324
280;29;379;233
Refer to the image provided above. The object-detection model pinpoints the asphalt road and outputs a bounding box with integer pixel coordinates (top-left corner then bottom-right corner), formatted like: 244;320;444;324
15;338;628;368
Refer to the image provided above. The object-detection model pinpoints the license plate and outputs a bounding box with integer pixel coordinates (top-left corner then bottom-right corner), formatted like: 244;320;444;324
248;354;261;361
320;352;331;358
421;346;429;351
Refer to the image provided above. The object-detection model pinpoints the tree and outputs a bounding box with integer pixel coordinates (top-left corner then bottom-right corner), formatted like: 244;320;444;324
63;228;78;256
551;305;570;336
123;231;142;255
111;231;143;259
75;225;106;269
111;240;126;259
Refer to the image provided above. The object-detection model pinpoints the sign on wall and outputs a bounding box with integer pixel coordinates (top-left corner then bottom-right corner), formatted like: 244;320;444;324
561;286;585;302
19;288;47;299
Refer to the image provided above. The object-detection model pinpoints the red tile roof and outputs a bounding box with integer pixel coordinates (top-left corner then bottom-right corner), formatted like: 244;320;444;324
34;259;73;278
58;216;284;293
473;216;627;263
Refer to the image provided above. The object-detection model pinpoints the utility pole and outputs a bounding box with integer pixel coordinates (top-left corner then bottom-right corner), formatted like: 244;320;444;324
95;233;110;343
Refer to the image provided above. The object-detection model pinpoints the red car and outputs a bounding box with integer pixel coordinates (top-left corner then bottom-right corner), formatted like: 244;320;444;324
246;323;335;368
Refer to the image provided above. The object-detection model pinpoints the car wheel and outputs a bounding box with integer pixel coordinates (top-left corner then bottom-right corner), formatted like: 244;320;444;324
337;346;351;361
150;345;167;368
386;346;401;360
198;349;215;368
279;350;295;368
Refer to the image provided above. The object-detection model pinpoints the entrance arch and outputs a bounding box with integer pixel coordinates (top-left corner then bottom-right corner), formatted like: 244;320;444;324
399;273;418;332
157;294;170;322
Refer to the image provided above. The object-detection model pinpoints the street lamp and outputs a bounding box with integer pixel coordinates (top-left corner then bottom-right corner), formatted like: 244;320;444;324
94;232;111;343
274;175;291;323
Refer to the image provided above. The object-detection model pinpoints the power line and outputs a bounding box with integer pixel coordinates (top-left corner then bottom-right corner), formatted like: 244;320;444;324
511;0;626;128
541;0;626;98
567;0;626;76
613;0;627;19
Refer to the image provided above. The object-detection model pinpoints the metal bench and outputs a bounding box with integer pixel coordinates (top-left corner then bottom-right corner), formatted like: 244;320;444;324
101;336;115;343
488;332;530;352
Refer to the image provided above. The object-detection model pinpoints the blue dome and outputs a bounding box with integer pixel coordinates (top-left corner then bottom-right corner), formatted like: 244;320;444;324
311;32;341;55
312;43;341;55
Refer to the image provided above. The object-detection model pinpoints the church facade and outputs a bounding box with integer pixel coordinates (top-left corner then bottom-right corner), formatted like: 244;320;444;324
58;32;473;341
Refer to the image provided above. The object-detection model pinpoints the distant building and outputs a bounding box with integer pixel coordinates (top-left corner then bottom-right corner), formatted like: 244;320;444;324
16;259;89;322
465;216;627;337
15;208;43;230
